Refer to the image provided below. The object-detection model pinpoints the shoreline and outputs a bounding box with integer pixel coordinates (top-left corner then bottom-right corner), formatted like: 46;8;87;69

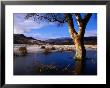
14;44;97;54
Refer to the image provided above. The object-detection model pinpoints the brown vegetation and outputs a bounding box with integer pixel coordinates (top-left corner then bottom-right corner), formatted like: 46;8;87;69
43;48;52;55
41;46;45;49
19;46;27;56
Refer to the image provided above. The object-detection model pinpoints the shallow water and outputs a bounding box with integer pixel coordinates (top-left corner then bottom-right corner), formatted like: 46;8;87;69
14;50;97;75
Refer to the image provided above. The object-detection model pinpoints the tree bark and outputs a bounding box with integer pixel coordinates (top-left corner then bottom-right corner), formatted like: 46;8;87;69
67;28;86;60
67;27;86;60
65;13;91;60
65;13;77;38
74;35;86;60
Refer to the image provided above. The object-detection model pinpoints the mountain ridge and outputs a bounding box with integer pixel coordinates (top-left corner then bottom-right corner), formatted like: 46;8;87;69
14;34;97;45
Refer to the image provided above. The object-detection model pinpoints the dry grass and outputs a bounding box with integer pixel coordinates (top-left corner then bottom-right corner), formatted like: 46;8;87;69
59;48;64;52
19;46;27;56
43;48;52;55
66;48;73;51
51;47;56;50
33;63;58;73
32;62;74;75
41;46;45;49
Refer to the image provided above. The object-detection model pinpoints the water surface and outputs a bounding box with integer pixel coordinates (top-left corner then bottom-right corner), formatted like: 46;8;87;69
14;50;97;75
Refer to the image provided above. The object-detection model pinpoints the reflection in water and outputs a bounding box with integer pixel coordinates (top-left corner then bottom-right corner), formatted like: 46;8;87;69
73;60;85;75
14;50;97;75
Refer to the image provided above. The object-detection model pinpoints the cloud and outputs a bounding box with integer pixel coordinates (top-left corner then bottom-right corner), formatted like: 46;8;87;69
24;33;42;38
14;27;25;34
14;13;49;34
14;13;97;39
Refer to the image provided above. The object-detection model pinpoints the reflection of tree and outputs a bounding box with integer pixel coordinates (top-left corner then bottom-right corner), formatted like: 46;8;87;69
73;60;85;75
25;13;92;60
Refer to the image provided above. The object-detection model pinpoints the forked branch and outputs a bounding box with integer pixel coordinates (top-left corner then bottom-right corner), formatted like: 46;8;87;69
65;13;77;37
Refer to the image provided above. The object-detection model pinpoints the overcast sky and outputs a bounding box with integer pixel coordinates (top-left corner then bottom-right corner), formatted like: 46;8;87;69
14;13;97;40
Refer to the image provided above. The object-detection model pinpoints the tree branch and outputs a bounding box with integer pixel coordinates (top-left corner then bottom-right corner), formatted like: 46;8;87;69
25;13;66;26
65;13;77;37
74;13;84;36
83;13;92;25
74;13;82;22
74;13;92;37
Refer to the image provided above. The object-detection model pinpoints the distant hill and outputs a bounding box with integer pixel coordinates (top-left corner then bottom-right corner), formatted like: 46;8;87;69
45;37;97;45
45;37;73;45
84;37;97;45
14;34;97;45
14;34;44;44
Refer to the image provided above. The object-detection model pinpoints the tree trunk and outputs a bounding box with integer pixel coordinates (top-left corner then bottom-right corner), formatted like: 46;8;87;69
68;27;86;60
74;36;86;60
65;13;87;60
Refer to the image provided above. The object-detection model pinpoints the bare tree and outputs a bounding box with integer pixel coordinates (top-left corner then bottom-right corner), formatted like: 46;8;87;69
25;13;92;60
